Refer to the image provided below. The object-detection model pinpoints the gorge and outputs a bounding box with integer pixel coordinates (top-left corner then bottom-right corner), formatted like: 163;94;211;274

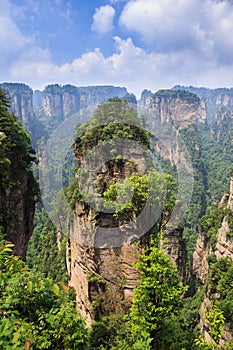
0;82;232;349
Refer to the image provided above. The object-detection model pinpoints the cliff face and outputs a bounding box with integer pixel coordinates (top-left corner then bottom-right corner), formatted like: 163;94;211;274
68;143;148;325
173;85;233;123
0;89;37;260
162;229;188;284
193;176;233;345
40;84;80;120
1;83;128;141
193;177;233;278
4;173;36;260
139;89;207;173
0;83;34;131
35;84;127;122
140;89;206;129
0;83;44;145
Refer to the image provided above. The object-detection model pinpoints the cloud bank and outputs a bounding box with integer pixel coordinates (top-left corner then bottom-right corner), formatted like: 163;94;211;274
1;0;233;96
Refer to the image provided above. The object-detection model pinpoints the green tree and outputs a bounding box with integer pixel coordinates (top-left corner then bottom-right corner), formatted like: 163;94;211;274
125;237;186;348
27;206;68;283
0;88;38;245
0;240;89;350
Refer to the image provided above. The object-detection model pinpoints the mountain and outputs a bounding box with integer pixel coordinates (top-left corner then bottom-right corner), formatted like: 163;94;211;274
172;85;233;124
193;175;233;346
0;81;232;348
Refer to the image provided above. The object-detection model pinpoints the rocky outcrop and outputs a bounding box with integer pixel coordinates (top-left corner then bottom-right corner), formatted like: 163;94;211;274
173;85;233;123
35;84;128;121
0;83;44;144
193;176;233;279
161;228;188;284
0;83;34;131
140;89;206;129
68;139;149;324
193;176;233;345
192;233;211;284
67;239;141;325
139;89;207;176
4;173;36;260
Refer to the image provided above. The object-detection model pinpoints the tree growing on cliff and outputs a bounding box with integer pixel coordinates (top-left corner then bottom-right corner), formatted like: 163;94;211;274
128;236;186;348
0;88;38;245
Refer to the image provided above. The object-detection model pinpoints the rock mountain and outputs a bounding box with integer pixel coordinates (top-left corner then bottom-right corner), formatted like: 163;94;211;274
1;82;232;345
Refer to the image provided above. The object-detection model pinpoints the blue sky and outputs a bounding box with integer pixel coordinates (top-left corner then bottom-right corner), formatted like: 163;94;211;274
1;0;233;96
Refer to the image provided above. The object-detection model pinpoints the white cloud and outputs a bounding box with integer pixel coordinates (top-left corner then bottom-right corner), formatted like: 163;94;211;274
9;35;233;97
4;0;233;97
91;5;116;34
119;0;233;62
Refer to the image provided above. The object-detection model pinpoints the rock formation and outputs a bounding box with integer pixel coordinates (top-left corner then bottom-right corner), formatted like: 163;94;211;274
4;172;36;260
34;84;128;122
162;228;188;284
0;83;34;133
66;102;151;324
140;89;206;129
173;85;233;123
193;176;233;346
0;88;38;260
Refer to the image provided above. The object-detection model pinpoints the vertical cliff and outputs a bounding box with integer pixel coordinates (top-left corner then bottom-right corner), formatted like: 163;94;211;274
193;176;233;346
66;100;150;324
65;97;190;326
173;85;233;124
0;83;34;127
0;89;38;259
34;84;127;124
0;83;44;144
139;89;206;173
140;89;206;128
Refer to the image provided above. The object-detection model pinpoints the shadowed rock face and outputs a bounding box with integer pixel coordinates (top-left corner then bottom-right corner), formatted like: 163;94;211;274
0;86;37;260
4;172;36;260
0;83;34;133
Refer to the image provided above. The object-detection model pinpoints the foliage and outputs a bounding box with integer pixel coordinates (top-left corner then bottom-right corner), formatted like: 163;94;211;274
129;236;186;347
0;241;89;350
27;206;68;283
198;206;226;249
226;209;233;236
155;89;200;103
74;98;152;153
208;257;233;329
0;88;38;239
103;170;175;224
90;314;126;349
206;306;225;344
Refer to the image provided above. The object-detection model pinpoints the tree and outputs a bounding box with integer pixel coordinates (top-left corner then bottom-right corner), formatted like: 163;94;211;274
0;88;38;247
129;237;186;348
0;240;89;349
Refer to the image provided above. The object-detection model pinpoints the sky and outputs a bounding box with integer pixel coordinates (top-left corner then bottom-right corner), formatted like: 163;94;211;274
1;0;233;97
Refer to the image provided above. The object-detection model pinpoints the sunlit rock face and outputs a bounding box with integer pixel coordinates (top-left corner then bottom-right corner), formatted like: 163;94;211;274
67;144;148;325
